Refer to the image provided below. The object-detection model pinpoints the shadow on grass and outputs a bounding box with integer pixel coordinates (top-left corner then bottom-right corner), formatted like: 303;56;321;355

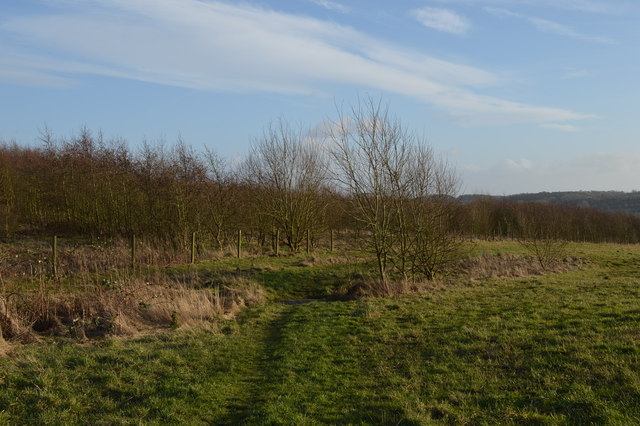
221;305;292;425
255;258;376;300
222;302;422;425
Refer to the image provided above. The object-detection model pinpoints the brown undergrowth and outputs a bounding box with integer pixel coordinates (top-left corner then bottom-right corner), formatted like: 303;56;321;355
0;273;265;349
0;237;227;278
449;253;589;280
0;238;269;350
339;253;589;299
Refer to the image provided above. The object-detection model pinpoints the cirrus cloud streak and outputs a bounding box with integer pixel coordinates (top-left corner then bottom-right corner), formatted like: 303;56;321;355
413;7;470;35
0;0;593;125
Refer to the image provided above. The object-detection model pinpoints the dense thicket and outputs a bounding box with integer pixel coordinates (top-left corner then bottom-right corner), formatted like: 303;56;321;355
0;129;240;248
1;126;639;254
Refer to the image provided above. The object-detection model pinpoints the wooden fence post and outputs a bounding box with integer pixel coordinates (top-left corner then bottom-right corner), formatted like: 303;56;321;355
130;234;136;269
191;232;196;264
306;229;310;254
52;235;58;277
237;230;242;258
330;229;334;253
275;229;280;256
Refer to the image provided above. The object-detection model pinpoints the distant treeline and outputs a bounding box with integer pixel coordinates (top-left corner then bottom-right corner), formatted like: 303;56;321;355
458;197;640;243
2;127;640;248
460;191;640;217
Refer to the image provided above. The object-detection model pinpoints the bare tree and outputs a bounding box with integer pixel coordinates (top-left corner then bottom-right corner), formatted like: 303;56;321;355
329;97;461;282
203;148;235;250
328;98;402;282
244;119;328;253
517;203;568;269
404;149;462;279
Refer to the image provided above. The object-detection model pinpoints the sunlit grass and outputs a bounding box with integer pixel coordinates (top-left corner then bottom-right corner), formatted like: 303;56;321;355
2;241;640;423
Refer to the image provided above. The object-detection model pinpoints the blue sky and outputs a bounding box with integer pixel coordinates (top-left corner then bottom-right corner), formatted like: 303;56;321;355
1;0;638;194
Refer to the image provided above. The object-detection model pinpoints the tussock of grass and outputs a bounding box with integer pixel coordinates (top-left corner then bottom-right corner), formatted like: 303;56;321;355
338;279;430;299
450;252;589;279
0;334;8;356
0;273;265;344
0;238;273;346
338;252;589;299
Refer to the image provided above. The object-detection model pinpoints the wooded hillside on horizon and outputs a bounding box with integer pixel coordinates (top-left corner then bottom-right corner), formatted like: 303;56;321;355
460;191;640;217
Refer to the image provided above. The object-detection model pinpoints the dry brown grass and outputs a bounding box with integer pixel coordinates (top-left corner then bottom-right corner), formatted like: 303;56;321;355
0;237;229;280
339;253;588;299
0;237;269;349
1;276;265;343
449;253;588;280
339;280;429;299
0;335;8;356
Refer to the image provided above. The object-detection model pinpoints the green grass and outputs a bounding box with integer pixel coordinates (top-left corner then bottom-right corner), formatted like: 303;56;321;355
168;252;373;300
2;242;640;423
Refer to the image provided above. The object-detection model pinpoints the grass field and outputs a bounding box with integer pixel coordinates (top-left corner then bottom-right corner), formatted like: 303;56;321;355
1;241;640;424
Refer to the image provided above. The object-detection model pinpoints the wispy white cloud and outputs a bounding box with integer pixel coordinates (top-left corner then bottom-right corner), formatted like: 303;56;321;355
483;6;521;18
309;0;349;14
360;44;496;87
540;123;581;132
529;17;612;43
0;0;592;125
0;51;76;88
412;7;470;35
505;158;533;171
434;0;629;15
485;6;612;42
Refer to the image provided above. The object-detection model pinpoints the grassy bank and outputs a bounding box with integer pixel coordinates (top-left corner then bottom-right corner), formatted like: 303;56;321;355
1;242;640;423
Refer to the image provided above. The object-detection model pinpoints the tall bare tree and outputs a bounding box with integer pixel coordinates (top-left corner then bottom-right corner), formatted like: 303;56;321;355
403;148;462;279
203;148;236;250
328;98;402;282
244;119;328;252
329;97;461;282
